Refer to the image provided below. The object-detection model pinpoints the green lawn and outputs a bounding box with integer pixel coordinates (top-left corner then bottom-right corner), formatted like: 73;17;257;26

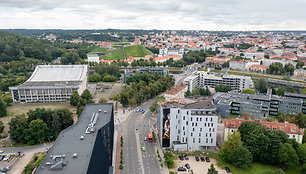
215;156;302;174
100;45;153;60
211;70;306;84
89;47;107;53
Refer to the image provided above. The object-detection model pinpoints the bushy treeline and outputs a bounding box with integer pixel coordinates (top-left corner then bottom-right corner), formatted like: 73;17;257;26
220;121;306;171
120;73;174;106
9;108;74;145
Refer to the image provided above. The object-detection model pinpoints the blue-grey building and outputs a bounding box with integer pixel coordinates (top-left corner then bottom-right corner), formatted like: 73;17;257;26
35;103;114;174
213;90;306;118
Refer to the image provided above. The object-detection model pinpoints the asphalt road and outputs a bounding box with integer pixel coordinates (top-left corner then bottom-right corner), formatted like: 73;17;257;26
123;99;160;174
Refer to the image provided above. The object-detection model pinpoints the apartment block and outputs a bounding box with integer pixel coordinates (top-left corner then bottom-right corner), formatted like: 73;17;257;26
157;97;218;151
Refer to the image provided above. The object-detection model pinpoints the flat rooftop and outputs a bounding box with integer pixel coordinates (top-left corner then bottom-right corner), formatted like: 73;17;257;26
35;103;113;174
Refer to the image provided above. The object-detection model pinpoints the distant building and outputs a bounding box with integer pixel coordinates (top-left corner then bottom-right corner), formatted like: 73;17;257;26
9;65;88;103
294;68;306;80
224;119;304;143
213;90;306;118
158;48;184;57
164;84;188;100
138;67;169;75
229;60;260;71
35;104;114;174
157;97;218;151
87;53;100;63
184;71;253;92
265;78;306;92
123;69;134;83
153;55;182;63
248;64;269;73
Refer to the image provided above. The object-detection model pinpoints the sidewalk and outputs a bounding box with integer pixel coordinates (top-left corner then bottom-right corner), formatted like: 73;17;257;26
115;131;122;174
154;133;169;174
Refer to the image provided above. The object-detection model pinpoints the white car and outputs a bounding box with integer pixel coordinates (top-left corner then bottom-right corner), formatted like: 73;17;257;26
3;155;10;161
0;150;3;154
144;137;147;141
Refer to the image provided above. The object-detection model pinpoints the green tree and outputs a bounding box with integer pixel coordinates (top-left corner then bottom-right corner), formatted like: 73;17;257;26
26;119;48;145
296;60;305;69
276;87;285;96
0;121;4;134
0;98;7;117
88;73;102;82
70;90;80;106
102;74;117;82
302;163;306;174
9;114;28;144
207;164;218;174
220;132;243;162
264;54;270;59
164;152;175;168
284;63;295;75
297;144;306;164
242;88;256;94
255;78;267;93
285;85;296;93
184;90;192;97
215;83;232;92
230;146;253;168
278;143;299;169
301;88;306;94
60;51;80;65
99;97;108;103
81;89;92;102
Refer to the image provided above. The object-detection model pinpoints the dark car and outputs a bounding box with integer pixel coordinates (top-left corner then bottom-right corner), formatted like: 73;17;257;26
205;157;210;162
178;167;187;171
178;155;184;161
0;155;3;161
184;155;189;160
200;157;205;162
195;156;199;161
1;167;7;173
185;163;190;169
225;167;230;173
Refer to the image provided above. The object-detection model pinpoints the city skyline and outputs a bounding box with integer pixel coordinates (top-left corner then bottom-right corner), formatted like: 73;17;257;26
0;0;306;30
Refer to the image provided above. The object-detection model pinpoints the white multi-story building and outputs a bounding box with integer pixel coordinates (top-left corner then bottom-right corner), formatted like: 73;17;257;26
229;61;260;71
158;48;184;57
87;53;100;63
157;97;218;151
184;71;253;92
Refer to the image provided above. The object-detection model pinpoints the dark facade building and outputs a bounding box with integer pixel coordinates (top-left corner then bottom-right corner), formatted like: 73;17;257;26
35;103;114;174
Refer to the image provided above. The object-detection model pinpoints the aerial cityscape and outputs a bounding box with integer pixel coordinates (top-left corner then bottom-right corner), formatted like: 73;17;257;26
0;1;305;174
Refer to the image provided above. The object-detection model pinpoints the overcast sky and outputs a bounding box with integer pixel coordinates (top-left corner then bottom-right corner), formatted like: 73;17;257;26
0;0;305;30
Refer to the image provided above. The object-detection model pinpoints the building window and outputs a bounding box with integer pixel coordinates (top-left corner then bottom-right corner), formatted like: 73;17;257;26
209;128;211;132
191;117;193;121
208;123;210;127
191;133;193;136
206;118;208;121
196;117;198;121
200;128;202;132
178;120;180;124
184;132;185;135
206;138;208;143
183;127;185;130
177;136;179;141
178;110;180;114
231;130;234;132
210;133;212;137
199;138;201;143
192;123;194;126
187;111;189;115
199;133;201;137
182;137;184;142
211;138;213;143
205;123;207;126
211;123;213;127
211;118;213;121
183;116;185;120
213;128;215;132
206;133;208;137
193;128;195;131
186;121;188;125
196;123;197;126
193;138;195;143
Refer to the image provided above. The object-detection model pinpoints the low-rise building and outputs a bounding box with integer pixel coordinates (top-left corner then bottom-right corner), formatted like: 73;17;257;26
294;68;306;80
157;97;218;151
229;60;260;71
224;119;304;143
153;55;182;63
87;53;100;63
138;67;169;75
184;71;253;92
159;48;184;57
164;84;188;100
35;103;115;174
9;65;88;103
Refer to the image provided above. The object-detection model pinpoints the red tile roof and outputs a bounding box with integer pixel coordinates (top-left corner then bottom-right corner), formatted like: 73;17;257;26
165;84;188;95
224;119;304;135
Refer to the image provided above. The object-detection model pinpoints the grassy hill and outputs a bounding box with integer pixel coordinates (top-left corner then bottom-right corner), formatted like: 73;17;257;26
101;45;153;60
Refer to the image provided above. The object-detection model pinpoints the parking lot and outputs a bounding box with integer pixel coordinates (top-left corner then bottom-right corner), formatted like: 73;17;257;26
173;155;228;174
0;152;21;173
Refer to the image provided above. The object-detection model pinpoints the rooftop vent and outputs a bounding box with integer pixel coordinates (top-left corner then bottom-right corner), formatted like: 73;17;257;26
104;110;107;114
99;109;102;113
80;136;84;140
73;153;77;158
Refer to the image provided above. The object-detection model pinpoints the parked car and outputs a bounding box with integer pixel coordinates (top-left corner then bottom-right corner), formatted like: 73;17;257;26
185;163;190;169
205;157;210;162
178;155;184;161
200;157;205;162
144;137;147;141
16;152;21;157
141;146;146;151
0;150;3;154
225;167;230;173
3;155;10;161
178;167;187;171
184;155;189;160
1;167;7;173
195;156;199;161
0;156;4;161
